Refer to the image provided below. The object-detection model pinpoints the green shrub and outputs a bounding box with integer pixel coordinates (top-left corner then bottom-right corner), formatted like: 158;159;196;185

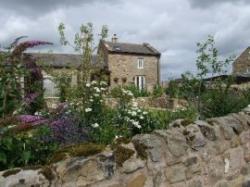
200;88;250;118
0;126;58;171
148;108;197;129
110;85;149;98
152;85;164;98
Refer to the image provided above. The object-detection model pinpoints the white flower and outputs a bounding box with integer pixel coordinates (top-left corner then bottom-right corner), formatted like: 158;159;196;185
86;83;91;87
115;135;122;139
124;116;130;121
131;111;137;116
100;87;106;91
132;101;138;107
85;108;92;112
7;125;17;129
100;99;103;103
91;123;99;128
90;99;94;102
94;87;101;93
140;116;144;120
94;94;99;97
131;120;141;129
91;80;97;85
127;91;133;96
100;81;107;85
143;111;148;115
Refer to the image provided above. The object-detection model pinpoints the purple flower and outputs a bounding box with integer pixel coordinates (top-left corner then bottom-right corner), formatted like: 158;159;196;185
49;116;89;146
12;40;53;57
17;115;45;124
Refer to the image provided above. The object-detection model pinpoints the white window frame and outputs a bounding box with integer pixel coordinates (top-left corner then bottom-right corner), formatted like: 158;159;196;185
135;75;146;90
43;73;59;98
137;58;144;69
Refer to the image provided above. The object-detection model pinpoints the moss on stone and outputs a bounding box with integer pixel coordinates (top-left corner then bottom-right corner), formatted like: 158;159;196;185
181;118;194;127
49;152;69;164
49;143;105;163
2;168;21;178
133;140;148;160
23;165;42;170
39;165;55;181
111;137;131;150
114;145;135;167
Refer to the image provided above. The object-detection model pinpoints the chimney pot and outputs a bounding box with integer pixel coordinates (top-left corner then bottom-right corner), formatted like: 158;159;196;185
112;34;118;43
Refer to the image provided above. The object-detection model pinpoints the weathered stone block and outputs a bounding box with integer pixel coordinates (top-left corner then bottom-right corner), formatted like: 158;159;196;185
207;156;225;184
196;120;217;141
154;129;188;157
122;158;145;174
243;142;250;163
126;173;146;187
240;130;250;145
214;180;229;187
165;164;186;184
224;147;245;179
184;124;206;150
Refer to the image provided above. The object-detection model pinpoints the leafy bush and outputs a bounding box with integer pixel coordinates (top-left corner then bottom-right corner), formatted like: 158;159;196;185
0;126;58;171
110;85;149;98
200;88;250;118
149;107;197;129
152;85;164;98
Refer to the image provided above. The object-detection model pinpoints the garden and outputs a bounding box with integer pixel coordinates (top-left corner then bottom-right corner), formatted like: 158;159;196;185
0;24;249;172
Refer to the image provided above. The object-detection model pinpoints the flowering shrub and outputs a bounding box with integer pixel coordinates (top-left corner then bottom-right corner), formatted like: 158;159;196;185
109;89;158;137
48;116;89;146
0;38;52;117
68;80;108;126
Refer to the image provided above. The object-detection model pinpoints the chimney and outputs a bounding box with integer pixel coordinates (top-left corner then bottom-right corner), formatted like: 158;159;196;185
112;34;118;43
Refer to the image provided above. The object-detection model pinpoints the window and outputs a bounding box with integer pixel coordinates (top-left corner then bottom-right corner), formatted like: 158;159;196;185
43;74;59;98
135;76;145;90
137;58;144;69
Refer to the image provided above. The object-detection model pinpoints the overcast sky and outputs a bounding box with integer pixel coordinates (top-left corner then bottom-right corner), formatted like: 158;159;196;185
1;0;250;80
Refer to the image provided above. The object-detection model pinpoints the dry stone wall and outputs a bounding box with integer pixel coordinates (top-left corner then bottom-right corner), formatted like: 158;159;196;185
1;106;250;187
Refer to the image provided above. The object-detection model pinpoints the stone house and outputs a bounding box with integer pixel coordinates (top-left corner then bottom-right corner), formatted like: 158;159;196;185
27;36;161;100
233;47;250;75
98;35;161;91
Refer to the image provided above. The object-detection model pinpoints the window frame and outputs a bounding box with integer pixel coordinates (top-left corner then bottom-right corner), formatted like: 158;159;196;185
137;58;144;69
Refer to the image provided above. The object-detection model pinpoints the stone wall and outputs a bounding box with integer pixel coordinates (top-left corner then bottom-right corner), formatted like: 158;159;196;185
105;96;188;110
1;106;250;187
108;53;159;92
233;47;250;74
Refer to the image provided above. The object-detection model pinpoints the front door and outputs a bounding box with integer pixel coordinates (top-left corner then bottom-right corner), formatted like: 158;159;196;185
135;76;145;90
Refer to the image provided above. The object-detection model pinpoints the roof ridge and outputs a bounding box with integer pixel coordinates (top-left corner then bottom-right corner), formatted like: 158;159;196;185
104;40;145;46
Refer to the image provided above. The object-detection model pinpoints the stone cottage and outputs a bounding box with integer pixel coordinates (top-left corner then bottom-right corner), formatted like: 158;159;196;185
233;47;250;75
98;35;161;91
28;36;161;99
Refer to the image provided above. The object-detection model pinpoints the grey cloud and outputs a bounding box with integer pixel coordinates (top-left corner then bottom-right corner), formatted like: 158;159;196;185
1;0;250;80
188;0;250;8
0;0;116;17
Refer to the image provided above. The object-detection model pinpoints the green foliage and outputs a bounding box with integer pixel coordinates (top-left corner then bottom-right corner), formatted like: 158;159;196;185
55;75;72;102
0;52;23;117
110;85;149;98
152;85;164;98
178;35;247;118
148;107;197;129
200;88;250;118
0;126;58;171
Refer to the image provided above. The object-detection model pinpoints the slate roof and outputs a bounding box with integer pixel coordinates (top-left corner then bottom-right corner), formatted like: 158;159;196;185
26;53;98;68
101;40;161;57
204;74;250;84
